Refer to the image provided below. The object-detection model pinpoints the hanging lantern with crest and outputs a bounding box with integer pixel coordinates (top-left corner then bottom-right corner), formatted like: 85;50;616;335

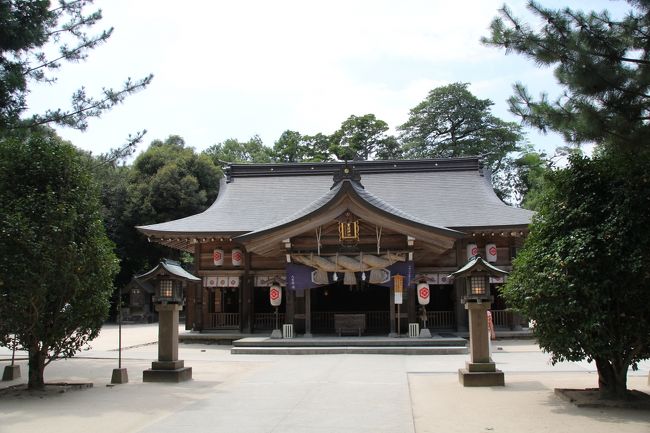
269;282;282;307
336;211;360;246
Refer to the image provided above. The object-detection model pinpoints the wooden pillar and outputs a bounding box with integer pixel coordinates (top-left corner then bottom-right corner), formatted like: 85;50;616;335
389;285;396;337
193;243;203;331
201;287;209;330
407;236;416;324
304;288;313;337
286;288;295;325
407;280;416;324
240;251;252;333
455;240;468;332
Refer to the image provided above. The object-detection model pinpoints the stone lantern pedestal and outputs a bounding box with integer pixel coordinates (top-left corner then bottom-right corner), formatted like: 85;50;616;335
450;255;506;387
458;302;504;386
143;304;192;382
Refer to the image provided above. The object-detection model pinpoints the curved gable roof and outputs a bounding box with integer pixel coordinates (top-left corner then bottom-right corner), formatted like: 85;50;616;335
236;177;463;254
137;158;533;244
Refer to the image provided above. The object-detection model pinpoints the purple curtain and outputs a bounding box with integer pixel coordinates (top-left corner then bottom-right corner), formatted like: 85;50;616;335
381;260;415;289
286;263;319;290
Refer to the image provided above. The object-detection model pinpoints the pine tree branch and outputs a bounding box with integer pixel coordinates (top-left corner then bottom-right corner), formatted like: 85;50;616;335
15;74;153;131
25;29;112;76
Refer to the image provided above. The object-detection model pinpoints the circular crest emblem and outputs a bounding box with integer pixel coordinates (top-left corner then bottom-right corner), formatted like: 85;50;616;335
419;287;430;299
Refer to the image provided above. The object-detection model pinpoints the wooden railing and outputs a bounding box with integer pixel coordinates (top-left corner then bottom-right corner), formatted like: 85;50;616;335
254;313;285;329
426;311;455;329
490;309;525;329
208;313;240;329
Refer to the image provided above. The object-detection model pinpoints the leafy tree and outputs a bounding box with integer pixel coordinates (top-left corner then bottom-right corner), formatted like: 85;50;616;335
501;155;650;398
485;1;650;398
89;159;135;292
272;130;332;163
398;83;524;197
205;136;273;165
272;130;303;163
330;114;398;161
0;128;118;389
482;1;650;157
496;147;550;209
0;0;151;151
298;133;334;162
121;136;220;275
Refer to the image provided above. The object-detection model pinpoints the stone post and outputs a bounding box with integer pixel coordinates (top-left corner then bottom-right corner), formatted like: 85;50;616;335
143;303;192;382
458;302;504;386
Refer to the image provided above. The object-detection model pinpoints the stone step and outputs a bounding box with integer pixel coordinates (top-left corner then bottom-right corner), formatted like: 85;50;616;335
231;346;468;355
232;336;467;348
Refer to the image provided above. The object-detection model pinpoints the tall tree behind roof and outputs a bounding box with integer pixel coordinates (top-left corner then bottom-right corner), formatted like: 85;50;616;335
398;82;525;199
205;136;273;165
330;114;398;161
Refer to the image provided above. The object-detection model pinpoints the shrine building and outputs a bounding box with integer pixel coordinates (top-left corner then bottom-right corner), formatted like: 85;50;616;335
137;158;533;335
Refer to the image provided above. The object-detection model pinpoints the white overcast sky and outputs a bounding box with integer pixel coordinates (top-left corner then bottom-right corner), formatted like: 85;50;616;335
27;0;628;158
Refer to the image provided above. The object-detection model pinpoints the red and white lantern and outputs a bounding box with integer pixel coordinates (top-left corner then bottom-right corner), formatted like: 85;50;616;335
231;248;243;266
417;281;430;305
486;243;497;263
213;248;224;266
269;282;282;307
467;243;478;260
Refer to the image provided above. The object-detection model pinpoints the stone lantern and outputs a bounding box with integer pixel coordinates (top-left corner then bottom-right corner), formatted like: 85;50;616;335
451;255;508;387
138;260;197;383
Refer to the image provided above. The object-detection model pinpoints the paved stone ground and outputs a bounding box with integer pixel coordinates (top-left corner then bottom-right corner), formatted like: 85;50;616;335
0;324;648;433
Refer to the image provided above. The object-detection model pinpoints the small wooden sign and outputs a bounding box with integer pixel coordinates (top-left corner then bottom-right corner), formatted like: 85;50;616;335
393;274;404;305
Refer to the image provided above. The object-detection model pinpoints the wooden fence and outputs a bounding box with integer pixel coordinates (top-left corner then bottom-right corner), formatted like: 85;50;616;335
426;310;455;329
208;313;240;329
253;313;286;329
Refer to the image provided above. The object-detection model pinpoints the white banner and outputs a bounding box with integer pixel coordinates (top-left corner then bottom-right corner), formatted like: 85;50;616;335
205;276;218;287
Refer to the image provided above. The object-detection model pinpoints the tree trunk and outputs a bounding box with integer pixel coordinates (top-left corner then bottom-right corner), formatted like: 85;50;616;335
595;357;629;399
28;344;46;390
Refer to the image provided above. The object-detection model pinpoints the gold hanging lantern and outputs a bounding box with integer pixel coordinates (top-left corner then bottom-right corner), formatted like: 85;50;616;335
337;211;360;245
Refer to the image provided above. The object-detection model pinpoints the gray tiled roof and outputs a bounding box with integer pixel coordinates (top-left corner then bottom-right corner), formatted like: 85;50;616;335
135;259;201;281
241;179;464;239
137;158;533;236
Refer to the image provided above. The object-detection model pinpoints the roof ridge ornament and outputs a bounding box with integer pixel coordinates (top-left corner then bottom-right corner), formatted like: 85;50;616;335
331;160;363;190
